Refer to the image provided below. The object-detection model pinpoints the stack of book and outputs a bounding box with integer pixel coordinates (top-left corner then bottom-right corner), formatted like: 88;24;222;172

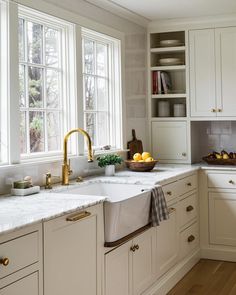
152;71;171;94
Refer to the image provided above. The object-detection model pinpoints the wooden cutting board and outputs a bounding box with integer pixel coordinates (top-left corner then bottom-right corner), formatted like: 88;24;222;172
127;129;143;160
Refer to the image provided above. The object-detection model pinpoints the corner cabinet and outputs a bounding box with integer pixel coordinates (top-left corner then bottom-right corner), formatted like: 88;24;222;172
151;121;188;162
44;204;103;295
190;26;236;117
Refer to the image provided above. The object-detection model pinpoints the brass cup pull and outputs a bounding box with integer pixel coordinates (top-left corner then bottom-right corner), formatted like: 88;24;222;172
188;235;195;243
134;244;139;250
0;258;9;266
187;182;192;187
66;211;91;222
229;180;234;184
166;191;172;196
186;205;194;212
130;245;136;252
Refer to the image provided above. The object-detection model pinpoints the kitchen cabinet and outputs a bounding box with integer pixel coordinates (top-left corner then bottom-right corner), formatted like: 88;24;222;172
44;204;103;295
189;29;216;117
209;191;236;246
156;204;179;277
190;26;236;117
151;121;188;162
105;229;155;295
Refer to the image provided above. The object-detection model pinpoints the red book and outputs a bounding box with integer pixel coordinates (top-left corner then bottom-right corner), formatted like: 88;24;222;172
152;71;158;94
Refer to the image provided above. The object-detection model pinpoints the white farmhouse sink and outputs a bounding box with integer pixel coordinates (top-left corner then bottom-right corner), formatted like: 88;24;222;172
60;182;152;243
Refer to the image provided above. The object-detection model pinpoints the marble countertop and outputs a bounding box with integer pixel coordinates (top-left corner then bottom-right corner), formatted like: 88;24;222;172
0;164;201;236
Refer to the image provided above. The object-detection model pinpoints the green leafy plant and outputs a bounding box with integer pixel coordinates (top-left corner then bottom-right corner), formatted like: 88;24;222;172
97;154;123;168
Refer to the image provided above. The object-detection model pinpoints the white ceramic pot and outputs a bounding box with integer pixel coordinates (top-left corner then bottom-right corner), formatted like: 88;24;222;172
105;165;115;176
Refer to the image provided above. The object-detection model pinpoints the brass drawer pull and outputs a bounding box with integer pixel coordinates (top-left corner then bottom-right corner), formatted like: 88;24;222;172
66;211;91;222
168;207;176;214
229;180;234;184
187;235;195;243
182;152;187;157
186;205;194;212
187;182;192;187
211;108;216;112
0;258;9;266
130;245;136;252
217;109;222;112
134;244;139;250
166;191;172;196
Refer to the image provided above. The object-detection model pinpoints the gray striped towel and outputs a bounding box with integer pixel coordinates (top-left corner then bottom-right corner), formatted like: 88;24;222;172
149;186;169;226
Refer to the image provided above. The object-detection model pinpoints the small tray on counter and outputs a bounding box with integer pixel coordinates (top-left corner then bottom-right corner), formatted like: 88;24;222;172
202;157;236;166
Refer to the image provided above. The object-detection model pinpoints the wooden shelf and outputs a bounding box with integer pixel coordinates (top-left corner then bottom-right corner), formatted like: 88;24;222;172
150;46;186;53
151;65;186;71
152;94;186;99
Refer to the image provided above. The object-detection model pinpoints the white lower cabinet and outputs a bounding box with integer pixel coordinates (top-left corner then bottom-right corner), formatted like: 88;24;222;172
44;205;103;295
156;204;179;277
105;229;155;295
209;191;236;246
1;272;39;295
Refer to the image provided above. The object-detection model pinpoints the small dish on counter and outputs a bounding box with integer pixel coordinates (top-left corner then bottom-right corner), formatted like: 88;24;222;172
125;160;158;172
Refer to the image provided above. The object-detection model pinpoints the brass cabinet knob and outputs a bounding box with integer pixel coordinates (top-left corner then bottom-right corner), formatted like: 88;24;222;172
229;180;234;184
130;245;136;252
217;109;222;112
166;191;172;196
0;258;9;266
182;152;187;157
211;108;216;112
187;235;195;243
186;205;194;212
187;182;192;186
134;244;139;250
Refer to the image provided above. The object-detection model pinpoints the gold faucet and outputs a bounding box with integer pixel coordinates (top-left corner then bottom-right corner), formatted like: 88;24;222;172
62;128;93;185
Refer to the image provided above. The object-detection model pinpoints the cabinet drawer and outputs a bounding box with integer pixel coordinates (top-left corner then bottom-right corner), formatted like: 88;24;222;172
179;222;199;260
208;173;236;189
0;232;39;279
178;174;197;196
179;193;197;228
162;181;179;202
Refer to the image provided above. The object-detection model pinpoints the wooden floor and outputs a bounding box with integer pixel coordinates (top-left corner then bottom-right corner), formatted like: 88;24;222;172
168;259;236;295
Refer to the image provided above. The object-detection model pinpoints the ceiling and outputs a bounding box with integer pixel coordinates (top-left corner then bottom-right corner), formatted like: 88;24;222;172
88;0;236;21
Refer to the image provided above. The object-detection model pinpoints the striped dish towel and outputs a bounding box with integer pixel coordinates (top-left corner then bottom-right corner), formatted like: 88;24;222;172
149;186;169;226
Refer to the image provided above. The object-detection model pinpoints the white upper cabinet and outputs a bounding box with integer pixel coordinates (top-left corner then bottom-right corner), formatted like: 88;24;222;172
189;29;216;117
190;26;236;118
215;27;236;117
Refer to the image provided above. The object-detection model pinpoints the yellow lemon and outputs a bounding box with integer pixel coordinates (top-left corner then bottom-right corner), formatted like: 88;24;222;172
145;157;154;162
133;153;142;161
142;152;151;160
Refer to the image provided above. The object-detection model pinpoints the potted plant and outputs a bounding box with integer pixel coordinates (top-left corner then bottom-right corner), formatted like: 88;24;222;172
97;154;123;176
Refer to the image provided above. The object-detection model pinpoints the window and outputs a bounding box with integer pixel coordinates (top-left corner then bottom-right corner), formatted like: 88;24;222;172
18;8;75;159
82;29;122;150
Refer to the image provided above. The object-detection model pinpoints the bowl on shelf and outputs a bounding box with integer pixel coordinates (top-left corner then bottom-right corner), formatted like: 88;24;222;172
159;58;182;66
160;39;182;47
125;160;158;172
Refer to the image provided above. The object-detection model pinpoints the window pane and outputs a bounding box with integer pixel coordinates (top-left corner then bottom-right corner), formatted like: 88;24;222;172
20;112;27;154
85;113;96;146
84;76;95;110
19;65;25;107
97;112;108;146
27;22;43;64
97;78;108;111
47;112;61;151
29;111;44;153
46;69;59;108
84;39;94;74
96;43;107;77
28;66;43;108
45;27;59;67
18;18;25;61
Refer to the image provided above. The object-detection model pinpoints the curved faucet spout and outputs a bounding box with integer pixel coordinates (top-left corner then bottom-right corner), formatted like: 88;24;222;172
62;128;93;185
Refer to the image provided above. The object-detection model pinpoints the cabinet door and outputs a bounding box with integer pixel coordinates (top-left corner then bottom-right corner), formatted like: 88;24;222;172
44;209;98;295
105;241;132;295
209;192;236;246
189;29;216;117
132;229;155;295
151;121;188;161
216;27;236;117
156;205;179;277
1;272;38;295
